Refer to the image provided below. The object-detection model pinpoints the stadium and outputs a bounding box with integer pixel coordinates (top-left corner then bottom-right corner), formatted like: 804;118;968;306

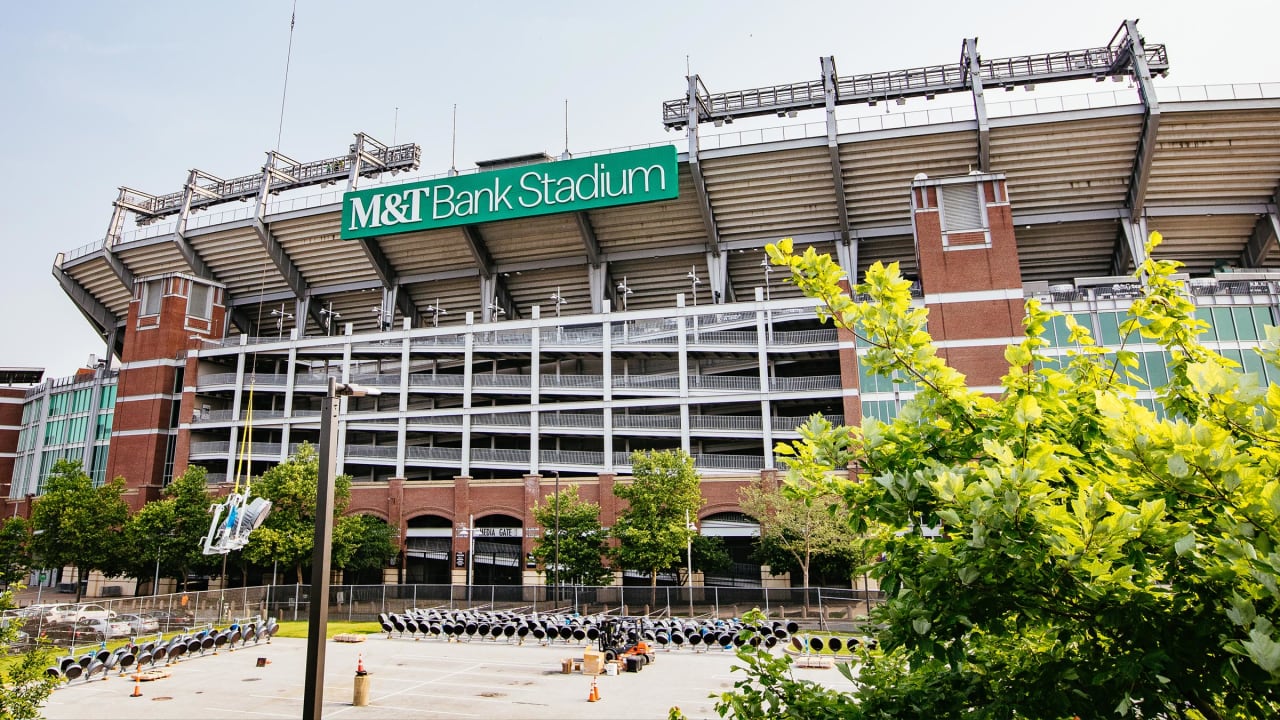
5;19;1280;591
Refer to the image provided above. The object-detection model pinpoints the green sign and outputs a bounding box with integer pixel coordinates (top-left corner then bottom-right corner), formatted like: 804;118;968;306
341;145;679;240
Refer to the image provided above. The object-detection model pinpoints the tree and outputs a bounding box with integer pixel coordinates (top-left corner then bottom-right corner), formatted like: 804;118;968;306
242;443;352;584
122;466;220;592
740;433;866;609
0;517;33;588
30;460;129;602
531;485;612;587
332;514;399;580
0;585;58;720
611;449;704;599
717;234;1280;718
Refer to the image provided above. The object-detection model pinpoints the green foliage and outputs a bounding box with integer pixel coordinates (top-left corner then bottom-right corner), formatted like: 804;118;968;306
713;609;860;720
690;534;732;575
122;466;220;590
0;586;57;720
332;514;398;573
0;519;33;588
741;433;877;593
531;485;612;587
720;234;1280;718
242;443;353;583
610;450;704;588
29;460;129;602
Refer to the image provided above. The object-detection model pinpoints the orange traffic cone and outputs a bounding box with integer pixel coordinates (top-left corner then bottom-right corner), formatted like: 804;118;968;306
587;678;600;702
356;653;367;676
130;675;142;698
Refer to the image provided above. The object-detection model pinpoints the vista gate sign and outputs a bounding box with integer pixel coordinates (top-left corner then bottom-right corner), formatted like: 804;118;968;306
341;145;678;240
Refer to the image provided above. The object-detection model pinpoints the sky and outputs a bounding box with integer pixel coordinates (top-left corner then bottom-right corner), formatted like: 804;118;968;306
1;0;1277;380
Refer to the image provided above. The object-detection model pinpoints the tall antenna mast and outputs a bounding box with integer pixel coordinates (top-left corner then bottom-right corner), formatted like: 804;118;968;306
393;106;399;145
275;0;298;150
449;104;458;177
562;99;570;159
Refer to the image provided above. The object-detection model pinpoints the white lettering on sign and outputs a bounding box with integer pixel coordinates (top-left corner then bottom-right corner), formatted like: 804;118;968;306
473;527;522;538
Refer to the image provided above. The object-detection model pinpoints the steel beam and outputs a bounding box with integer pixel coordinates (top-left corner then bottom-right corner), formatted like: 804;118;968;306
463;225;517;320
255;153;329;332
821;56;852;245
340;139;420;327
575;212;618;312
52;260;119;341
1113;20;1161;275
1240;190;1280;267
686;75;724;256
962;38;991;172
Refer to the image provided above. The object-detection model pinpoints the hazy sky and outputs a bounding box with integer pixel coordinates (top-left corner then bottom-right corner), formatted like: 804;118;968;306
1;1;1276;379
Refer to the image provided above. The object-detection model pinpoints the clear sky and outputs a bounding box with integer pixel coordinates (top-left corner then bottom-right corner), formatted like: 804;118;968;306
1;0;1276;379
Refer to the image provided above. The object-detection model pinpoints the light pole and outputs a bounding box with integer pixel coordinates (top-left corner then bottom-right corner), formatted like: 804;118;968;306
686;510;697;618
270;304;294;338
616;277;633;312
456;515;476;604
553;471;561;603
303;378;379;720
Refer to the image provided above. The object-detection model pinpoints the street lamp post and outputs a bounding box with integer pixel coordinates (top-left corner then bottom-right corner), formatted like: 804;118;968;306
456;516;476;604
302;378;379;720
686;509;697;618
553;471;561;604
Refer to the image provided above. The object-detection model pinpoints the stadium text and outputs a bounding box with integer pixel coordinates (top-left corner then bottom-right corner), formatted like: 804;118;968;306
341;146;678;239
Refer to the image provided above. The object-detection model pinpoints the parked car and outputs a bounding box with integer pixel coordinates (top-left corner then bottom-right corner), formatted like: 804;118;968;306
41;603;116;624
116;613;160;635
44;604;82;624
139;609;194;630
73;617;132;640
73;604;116;621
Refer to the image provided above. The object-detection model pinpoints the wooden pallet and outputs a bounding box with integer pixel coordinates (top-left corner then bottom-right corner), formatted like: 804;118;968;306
131;669;173;682
334;634;367;643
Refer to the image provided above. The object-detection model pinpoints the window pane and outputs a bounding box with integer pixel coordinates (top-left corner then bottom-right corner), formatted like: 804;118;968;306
1212;308;1236;342
1233;307;1260;342
1194;308;1217;342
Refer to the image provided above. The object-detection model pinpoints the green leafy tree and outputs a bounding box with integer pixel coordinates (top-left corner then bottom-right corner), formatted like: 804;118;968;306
531;485;612;587
0;517;34;588
242;443;352;584
122;466;220;592
611;449;704;599
690;534;732;577
740;437;865;608
332;514;399;577
716;234;1280;718
0;585;58;720
30;460;129;602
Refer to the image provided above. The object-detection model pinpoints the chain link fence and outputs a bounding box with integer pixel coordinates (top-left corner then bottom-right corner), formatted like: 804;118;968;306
6;583;881;654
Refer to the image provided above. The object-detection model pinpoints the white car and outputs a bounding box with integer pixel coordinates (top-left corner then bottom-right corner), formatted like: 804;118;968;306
73;604;116;621
74;617;132;640
116;613;160;635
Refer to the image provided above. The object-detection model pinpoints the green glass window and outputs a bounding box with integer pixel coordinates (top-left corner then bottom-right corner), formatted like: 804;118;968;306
1194;308;1217;342
1232;307;1260;342
99;384;116;409
1212;307;1236;342
96;412;113;441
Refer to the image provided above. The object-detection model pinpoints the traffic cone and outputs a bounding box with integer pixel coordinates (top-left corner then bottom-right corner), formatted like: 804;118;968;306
356;653;366;676
587;678;600;702
130;675;142;698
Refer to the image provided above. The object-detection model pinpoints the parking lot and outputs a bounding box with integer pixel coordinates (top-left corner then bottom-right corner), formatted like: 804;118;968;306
40;633;858;719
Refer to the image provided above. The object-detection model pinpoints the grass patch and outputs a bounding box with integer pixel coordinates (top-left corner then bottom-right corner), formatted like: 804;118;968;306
270;621;382;639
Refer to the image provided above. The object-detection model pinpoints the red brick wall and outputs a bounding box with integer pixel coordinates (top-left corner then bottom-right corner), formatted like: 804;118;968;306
912;176;1023;388
108;276;225;502
0;388;25;503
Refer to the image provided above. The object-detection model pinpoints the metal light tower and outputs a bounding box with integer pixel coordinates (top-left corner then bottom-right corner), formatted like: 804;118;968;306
303;378;379;720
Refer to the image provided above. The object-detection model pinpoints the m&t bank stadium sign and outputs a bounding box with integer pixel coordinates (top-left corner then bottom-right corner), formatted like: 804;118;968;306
341;145;678;240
